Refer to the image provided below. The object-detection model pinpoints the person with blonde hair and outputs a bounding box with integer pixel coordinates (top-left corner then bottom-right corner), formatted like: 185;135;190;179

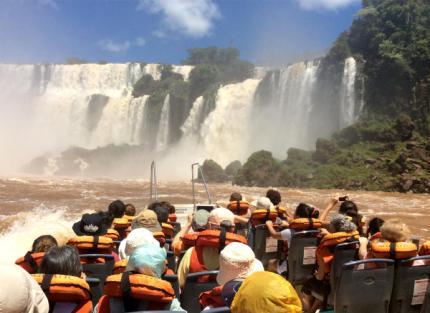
380;218;411;242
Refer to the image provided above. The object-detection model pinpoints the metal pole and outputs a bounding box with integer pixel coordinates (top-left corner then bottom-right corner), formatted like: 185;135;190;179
153;161;158;200
191;163;199;211
149;161;154;201
198;165;212;204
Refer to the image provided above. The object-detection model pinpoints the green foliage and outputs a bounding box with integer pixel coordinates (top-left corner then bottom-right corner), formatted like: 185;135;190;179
183;47;240;66
188;64;220;101
348;0;430;118
132;74;158;97
234;151;281;187
199;159;228;183
158;64;183;81
224;160;242;178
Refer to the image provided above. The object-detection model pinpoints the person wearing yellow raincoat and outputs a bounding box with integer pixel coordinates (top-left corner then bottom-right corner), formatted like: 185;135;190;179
231;271;302;313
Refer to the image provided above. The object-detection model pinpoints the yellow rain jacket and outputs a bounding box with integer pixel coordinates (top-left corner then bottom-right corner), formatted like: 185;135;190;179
231;271;302;313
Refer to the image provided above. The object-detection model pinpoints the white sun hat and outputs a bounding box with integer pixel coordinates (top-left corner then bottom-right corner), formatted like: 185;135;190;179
217;242;264;285
250;196;273;211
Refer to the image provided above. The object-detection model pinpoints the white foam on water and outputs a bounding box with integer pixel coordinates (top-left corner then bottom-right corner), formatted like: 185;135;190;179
0;205;79;264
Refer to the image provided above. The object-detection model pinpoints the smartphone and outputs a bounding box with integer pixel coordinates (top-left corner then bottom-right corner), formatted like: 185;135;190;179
338;196;348;201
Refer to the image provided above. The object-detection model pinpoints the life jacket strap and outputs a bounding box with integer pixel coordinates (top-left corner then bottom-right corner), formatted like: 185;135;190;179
24;251;38;273
219;227;227;253
389;242;396;260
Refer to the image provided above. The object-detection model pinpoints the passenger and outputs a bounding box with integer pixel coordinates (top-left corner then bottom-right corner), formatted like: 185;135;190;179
230;271;302;313
199;242;264;309
32;235;58;253
0;263;49;313
368;218;421;265
319;197;368;259
148;201;169;224
302;215;360;313
96;244;185;312
116;210;163;258
16;235;58;274
72;212;108;237
171;209;210;255
124;203;136;220
38;247;91;313
108;200;126;219
40;245;84;278
266;188;290;220
367;217;385;241
118;228;159;260
266;203;319;247
177;207;245;288
229;192;242;202
94;243;186;313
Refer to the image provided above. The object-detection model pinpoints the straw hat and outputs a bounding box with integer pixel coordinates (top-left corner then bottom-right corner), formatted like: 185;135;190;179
217;242;264;285
208;207;235;226
131;210;161;232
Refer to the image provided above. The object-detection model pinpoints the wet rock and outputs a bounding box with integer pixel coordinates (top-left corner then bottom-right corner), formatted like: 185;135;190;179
313;138;337;163
395;114;415;141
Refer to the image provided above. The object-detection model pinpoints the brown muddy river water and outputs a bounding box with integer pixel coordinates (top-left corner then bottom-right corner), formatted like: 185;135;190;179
0;176;429;263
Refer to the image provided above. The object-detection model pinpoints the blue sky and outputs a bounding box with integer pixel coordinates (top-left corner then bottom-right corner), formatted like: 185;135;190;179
0;0;362;66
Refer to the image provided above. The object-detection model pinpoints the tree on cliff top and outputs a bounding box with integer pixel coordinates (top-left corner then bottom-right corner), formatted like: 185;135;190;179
199;159;227;183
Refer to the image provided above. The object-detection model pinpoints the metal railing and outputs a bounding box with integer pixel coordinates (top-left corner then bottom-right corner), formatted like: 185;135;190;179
149;160;158;201
191;163;211;210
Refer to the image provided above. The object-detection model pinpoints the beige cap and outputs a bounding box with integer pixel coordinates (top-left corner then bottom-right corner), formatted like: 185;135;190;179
131;209;162;232
208;207;235;226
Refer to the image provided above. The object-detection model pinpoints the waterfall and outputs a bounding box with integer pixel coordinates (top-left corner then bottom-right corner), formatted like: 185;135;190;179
199;79;261;165
339;57;359;128
251;61;320;156
180;96;204;141
156;94;171;152
0;58;362;176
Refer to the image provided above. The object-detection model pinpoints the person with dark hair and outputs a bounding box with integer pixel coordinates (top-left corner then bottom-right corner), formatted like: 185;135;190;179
147;201;169;224
266;189;281;206
32;235;58;253
367;217;385;240
339;200;365;236
125;203;136;217
40;246;83;278
98;211;114;229
229;192;242;202
108;200;126;219
266;203;319;246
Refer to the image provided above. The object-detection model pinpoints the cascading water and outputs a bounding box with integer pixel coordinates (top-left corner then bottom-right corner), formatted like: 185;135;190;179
339;57;359;128
0;58;362;176
156;94;171;152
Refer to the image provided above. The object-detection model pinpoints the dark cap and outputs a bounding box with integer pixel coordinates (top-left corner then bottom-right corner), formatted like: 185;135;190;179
72;213;108;236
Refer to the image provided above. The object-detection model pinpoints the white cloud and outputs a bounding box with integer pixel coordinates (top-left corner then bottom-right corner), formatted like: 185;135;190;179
135;37;146;47
98;39;131;53
138;0;220;38
295;0;359;10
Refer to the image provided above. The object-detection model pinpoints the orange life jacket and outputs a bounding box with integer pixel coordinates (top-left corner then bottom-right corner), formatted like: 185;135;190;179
369;232;383;242
67;235;113;254
370;241;418;260
98;272;174;312
199;285;224;308
275;206;289;220
181;233;199;250
189;230;247;279
289;218;323;231
250;208;278;226
227;200;250;216
153;231;167;247
419;241;430;256
124;215;135;222
32;274;92;313
105;229;120;241
316;231;360;278
162;223;174;238
113;218;131;239
15;251;45;274
168;214;177;223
